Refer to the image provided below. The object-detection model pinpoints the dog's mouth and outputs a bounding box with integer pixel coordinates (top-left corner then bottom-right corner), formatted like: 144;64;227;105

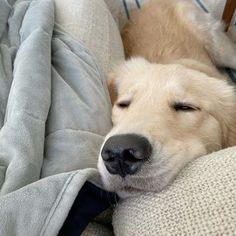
99;162;161;198
99;132;210;197
98;136;171;197
99;149;185;198
116;185;146;198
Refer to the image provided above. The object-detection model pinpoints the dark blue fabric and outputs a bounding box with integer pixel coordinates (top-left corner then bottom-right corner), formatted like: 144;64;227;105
225;68;236;84
59;181;118;236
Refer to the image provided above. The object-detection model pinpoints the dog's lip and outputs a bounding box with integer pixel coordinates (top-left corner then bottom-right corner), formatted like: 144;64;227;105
117;185;146;198
114;176;149;191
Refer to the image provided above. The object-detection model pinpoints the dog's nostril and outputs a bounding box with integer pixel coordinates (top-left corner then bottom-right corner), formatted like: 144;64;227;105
102;150;116;162
122;149;140;162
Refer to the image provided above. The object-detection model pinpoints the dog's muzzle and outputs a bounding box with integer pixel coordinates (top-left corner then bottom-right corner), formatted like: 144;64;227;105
101;134;152;177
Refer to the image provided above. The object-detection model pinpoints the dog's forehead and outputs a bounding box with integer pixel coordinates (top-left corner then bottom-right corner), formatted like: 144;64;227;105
119;65;188;96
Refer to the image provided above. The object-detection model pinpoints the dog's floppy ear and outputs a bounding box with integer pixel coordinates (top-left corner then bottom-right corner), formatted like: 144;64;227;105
224;122;236;147
197;76;236;148
107;73;118;105
176;59;226;79
107;57;149;105
214;84;236;148
222;109;236;147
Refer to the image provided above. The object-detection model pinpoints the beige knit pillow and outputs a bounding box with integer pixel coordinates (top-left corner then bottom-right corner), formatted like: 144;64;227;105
54;0;125;75
113;146;236;235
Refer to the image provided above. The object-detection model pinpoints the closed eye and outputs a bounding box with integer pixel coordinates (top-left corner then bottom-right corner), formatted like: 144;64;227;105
116;100;131;108
172;102;200;112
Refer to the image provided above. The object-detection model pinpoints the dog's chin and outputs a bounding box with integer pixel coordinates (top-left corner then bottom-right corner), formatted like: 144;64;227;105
100;172;172;199
100;176;150;198
98;159;177;199
116;186;146;199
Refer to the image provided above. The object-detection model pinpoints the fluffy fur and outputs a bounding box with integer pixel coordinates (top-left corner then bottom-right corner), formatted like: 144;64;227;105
98;0;236;198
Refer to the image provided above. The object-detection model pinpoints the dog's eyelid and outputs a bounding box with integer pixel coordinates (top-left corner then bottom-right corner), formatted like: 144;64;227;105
172;102;201;112
116;100;131;108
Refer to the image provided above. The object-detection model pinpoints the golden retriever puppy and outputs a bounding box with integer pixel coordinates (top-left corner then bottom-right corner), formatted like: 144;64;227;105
98;0;236;198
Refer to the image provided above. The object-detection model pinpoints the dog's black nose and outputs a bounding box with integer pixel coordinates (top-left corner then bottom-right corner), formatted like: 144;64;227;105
101;134;152;177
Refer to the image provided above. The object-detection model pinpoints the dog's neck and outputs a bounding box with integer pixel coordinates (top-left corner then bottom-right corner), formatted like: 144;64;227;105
172;58;227;80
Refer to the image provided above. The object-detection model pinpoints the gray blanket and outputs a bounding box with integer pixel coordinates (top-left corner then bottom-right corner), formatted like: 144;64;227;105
0;0;112;235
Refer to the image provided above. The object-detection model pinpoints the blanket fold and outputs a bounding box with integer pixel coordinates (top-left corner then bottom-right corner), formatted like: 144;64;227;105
0;0;53;196
0;0;112;235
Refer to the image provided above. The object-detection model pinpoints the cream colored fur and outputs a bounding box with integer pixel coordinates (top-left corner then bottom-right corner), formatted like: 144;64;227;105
98;0;236;198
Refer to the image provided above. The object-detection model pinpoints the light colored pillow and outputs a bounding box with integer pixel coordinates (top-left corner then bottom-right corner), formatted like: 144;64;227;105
54;0;125;75
41;25;113;177
113;146;236;235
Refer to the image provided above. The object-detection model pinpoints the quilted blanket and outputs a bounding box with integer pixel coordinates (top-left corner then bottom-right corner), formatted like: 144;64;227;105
0;0;114;235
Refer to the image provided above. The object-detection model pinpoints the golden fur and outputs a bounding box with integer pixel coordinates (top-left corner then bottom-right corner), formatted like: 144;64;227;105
98;0;236;198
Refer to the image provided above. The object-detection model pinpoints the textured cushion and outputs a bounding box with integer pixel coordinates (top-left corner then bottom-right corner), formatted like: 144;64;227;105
113;146;236;235
54;0;125;75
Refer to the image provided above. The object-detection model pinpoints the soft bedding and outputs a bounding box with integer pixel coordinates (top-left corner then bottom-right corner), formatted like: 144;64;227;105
0;0;117;235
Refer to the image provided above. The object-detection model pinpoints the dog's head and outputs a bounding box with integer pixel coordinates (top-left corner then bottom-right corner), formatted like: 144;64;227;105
98;58;236;198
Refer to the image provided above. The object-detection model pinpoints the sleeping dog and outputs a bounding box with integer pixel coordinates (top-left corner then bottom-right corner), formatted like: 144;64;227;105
98;0;236;198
